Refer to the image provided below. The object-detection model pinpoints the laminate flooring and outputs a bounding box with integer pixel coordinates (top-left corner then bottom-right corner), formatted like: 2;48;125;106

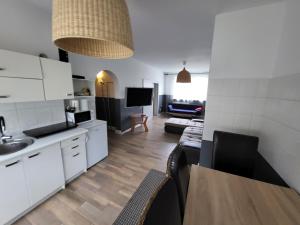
14;116;179;225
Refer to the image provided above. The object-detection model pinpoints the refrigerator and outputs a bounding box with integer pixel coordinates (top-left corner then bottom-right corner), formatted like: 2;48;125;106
78;120;108;168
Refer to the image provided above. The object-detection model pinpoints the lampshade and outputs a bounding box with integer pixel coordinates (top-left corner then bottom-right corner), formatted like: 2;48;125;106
176;67;191;83
52;0;134;59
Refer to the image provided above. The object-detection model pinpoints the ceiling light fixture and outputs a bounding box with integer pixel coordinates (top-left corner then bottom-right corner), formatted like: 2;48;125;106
52;0;134;59
176;61;191;83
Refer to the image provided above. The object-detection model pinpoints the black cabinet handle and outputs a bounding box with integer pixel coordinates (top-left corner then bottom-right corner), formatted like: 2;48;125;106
28;152;40;159
72;145;79;149
73;153;80;157
0;95;10;98
72;138;79;141
6;160;20;168
0;67;6;71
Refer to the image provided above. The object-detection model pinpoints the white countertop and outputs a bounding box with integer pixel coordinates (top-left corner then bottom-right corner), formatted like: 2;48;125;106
0;128;88;164
77;119;107;129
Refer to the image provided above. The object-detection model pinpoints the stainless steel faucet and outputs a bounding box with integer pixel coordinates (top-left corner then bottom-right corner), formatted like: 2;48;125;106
0;116;5;137
0;116;12;144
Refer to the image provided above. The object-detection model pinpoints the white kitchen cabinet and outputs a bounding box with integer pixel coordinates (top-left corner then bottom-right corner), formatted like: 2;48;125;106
0;77;45;103
0;49;42;79
40;58;74;100
24;143;65;205
62;141;87;182
0;158;30;225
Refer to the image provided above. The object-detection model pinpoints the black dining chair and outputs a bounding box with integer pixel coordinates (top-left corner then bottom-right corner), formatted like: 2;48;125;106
166;146;190;219
213;130;259;178
141;177;182;225
113;169;182;225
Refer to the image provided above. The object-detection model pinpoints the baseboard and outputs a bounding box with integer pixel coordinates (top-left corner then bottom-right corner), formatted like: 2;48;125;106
114;124;142;135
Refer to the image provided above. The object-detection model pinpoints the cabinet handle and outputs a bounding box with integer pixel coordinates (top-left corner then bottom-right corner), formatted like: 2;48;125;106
28;152;40;159
0;67;6;71
5;160;20;168
72;137;79;141
0;95;10;98
73;153;80;157
72;145;79;149
67;93;73;96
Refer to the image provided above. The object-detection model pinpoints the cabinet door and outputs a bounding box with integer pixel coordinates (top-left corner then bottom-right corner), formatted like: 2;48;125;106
0;49;42;79
0;158;30;225
24;143;65;205
87;124;108;168
40;58;74;100
0;77;45;103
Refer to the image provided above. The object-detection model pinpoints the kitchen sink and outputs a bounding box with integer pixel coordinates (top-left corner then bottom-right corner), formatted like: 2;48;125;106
0;138;34;155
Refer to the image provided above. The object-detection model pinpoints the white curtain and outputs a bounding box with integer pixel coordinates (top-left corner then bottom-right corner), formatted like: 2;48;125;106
165;74;208;101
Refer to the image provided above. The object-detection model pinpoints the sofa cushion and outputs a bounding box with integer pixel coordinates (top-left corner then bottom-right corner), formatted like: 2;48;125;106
165;118;203;129
183;126;203;135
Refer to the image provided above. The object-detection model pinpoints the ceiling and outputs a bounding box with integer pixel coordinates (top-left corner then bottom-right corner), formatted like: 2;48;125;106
25;0;281;73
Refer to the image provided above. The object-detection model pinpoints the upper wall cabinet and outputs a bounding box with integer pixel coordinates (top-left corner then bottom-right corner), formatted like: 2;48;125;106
0;49;42;79
41;58;74;101
0;77;45;103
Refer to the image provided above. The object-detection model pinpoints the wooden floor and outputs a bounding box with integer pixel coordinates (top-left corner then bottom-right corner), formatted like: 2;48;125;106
15;116;179;225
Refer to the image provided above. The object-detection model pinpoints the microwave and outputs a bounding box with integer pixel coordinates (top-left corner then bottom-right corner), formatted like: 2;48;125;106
66;111;91;124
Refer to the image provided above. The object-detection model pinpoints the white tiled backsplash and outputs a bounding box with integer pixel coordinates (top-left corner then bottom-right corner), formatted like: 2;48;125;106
0;100;66;135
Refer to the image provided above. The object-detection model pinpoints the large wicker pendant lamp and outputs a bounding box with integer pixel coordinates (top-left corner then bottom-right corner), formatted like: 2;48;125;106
52;0;134;59
176;61;191;83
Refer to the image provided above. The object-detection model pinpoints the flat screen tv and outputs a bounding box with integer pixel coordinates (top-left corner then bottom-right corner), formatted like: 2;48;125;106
126;87;153;107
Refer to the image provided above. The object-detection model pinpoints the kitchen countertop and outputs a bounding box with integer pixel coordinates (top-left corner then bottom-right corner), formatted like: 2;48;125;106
0;128;88;164
77;119;107;129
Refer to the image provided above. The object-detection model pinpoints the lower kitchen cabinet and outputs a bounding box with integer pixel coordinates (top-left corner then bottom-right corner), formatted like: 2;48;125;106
0;133;87;224
0;158;30;225
24;143;65;205
61;136;87;182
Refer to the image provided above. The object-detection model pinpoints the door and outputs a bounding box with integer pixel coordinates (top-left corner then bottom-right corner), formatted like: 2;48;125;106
0;77;45;103
0;49;42;79
24;143;65;205
143;79;154;117
40;58;74;100
86;124;108;168
153;83;159;116
0;158;30;225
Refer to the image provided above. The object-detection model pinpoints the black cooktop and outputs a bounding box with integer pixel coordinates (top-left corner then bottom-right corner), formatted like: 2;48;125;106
23;122;77;138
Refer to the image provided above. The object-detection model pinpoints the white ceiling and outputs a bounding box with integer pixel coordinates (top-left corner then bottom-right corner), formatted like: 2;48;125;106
25;0;281;73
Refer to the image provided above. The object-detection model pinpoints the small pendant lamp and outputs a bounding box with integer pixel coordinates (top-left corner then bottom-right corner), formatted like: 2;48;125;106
52;0;134;59
176;61;191;83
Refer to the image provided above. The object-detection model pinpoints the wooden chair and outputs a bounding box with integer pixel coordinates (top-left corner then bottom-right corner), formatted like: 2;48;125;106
130;113;149;132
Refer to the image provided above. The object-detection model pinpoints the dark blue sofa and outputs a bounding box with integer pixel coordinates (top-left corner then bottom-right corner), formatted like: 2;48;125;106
167;103;203;118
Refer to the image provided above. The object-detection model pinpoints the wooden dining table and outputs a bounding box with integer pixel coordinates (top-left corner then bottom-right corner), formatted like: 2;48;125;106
183;165;300;225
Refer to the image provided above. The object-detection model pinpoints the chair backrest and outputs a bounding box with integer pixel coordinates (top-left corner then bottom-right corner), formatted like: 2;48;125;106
141;178;182;225
213;131;259;177
113;169;182;225
166;146;190;219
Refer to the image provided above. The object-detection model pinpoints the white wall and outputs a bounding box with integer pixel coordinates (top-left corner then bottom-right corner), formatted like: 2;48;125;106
204;2;285;140
69;54;164;99
258;0;300;191
0;0;58;59
204;1;300;192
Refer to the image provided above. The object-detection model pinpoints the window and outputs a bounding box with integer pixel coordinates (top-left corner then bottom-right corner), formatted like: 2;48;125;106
171;74;208;101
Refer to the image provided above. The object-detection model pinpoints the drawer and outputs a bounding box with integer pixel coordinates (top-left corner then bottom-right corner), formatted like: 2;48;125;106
62;145;87;181
62;141;86;156
61;134;86;148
